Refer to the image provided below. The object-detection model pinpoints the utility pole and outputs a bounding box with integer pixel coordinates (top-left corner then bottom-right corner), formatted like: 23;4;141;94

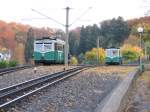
145;45;147;60
65;7;70;68
137;27;144;71
97;36;100;65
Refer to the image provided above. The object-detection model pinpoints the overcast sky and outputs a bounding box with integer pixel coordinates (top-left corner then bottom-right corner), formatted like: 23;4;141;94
0;0;148;30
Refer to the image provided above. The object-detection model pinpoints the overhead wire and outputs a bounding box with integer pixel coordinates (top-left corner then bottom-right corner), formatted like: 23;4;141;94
31;8;65;27
69;7;92;26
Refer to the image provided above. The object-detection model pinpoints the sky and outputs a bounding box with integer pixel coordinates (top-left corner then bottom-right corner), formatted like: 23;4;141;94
0;0;148;30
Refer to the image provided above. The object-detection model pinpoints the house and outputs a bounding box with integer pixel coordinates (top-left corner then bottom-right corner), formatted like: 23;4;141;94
0;53;4;61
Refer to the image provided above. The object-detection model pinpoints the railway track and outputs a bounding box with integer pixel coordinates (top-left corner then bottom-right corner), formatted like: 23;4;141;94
0;64;138;76
0;65;33;76
0;66;88;110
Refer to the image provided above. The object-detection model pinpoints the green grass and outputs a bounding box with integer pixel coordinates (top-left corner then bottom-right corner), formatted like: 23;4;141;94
0;60;18;68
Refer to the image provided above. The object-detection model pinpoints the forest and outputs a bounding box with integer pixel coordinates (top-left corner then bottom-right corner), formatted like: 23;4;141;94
0;16;150;64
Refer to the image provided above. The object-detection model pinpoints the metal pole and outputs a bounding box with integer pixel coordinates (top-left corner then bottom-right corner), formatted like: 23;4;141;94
144;44;147;60
65;7;70;69
97;36;100;65
140;33;142;70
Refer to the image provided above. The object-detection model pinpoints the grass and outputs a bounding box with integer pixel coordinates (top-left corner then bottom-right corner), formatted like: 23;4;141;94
84;66;137;77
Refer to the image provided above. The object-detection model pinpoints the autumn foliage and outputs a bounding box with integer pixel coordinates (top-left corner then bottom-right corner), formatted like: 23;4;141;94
85;48;105;63
0;19;55;64
70;56;78;65
126;16;150;60
120;44;142;62
127;16;150;28
0;20;15;49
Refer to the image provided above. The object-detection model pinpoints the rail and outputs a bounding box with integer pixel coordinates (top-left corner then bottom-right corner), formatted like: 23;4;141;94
0;65;33;76
0;65;88;110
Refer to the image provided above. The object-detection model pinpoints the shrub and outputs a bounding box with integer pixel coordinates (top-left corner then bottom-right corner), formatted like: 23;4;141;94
0;60;18;68
78;53;85;64
8;60;18;67
121;44;142;62
70;56;78;65
85;48;105;64
85;51;96;60
0;61;8;68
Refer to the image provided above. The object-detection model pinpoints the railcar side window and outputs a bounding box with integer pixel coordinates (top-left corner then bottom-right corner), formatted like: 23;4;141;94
55;43;63;51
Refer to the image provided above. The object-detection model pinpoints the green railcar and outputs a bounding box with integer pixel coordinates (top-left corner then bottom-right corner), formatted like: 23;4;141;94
105;48;122;65
34;37;65;64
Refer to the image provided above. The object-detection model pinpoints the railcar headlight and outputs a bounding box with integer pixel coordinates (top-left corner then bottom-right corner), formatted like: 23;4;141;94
42;53;44;56
42;48;44;52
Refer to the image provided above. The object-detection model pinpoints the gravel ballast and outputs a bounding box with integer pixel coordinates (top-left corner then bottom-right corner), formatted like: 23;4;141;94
7;68;124;112
0;66;75;89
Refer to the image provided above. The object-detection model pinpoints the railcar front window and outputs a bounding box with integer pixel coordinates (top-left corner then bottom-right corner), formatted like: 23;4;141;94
112;50;118;56
35;43;43;52
106;50;112;57
106;49;119;57
44;43;52;51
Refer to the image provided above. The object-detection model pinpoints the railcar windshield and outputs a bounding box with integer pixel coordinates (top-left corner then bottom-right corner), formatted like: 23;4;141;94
34;43;43;52
106;49;120;57
44;43;52;51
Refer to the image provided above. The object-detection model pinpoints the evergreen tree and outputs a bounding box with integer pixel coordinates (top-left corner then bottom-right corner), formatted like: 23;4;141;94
78;25;100;55
69;31;79;56
24;28;34;63
101;17;130;48
78;26;86;54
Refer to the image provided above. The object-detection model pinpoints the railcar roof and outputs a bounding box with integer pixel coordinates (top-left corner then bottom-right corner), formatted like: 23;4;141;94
35;36;57;40
35;37;65;44
105;48;120;50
